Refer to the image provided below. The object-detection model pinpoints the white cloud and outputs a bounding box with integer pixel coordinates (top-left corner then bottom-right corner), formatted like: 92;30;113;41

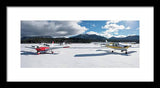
114;32;118;35
56;31;68;35
101;33;113;38
106;20;121;24
21;21;88;37
126;26;131;29
87;31;127;38
86;30;127;38
101;23;125;38
99;31;113;38
86;31;99;35
128;34;137;36
114;35;126;38
101;20;131;38
102;24;125;32
86;31;113;38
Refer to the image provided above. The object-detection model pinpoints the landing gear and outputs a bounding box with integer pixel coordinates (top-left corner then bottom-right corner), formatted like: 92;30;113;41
111;50;128;54
37;51;40;55
51;49;54;54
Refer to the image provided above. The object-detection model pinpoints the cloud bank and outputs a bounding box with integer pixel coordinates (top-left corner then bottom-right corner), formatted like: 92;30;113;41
101;20;131;38
87;20;132;38
21;21;88;37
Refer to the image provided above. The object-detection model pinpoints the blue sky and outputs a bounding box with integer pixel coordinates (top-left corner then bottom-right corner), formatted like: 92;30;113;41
79;20;139;38
21;20;139;38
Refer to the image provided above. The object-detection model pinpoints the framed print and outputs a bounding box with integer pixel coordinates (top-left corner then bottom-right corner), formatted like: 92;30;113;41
2;0;158;87
7;6;153;81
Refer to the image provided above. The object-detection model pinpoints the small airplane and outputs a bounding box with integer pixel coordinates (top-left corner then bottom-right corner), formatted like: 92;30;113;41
101;40;131;54
31;41;70;55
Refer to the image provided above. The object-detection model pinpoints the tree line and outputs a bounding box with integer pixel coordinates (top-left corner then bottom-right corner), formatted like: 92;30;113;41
21;37;106;43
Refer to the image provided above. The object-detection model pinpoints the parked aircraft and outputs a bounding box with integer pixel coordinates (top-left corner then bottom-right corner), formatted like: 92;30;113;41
101;40;131;54
31;41;70;55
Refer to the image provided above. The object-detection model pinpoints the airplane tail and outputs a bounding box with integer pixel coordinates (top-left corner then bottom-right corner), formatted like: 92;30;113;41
106;40;108;43
50;41;54;47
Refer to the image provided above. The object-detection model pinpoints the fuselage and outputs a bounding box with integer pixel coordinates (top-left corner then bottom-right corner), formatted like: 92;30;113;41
36;47;50;52
106;42;130;51
106;45;130;51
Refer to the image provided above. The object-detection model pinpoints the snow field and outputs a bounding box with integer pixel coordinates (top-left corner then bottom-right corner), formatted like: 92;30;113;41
21;43;139;68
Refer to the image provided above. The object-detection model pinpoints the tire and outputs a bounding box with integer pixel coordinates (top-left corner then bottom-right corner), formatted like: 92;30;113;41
37;52;40;55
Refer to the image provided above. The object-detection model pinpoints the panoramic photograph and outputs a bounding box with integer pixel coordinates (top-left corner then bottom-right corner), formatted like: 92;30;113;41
21;20;139;68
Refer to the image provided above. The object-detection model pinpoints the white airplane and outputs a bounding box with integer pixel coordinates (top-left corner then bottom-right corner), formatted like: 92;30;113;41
100;40;131;54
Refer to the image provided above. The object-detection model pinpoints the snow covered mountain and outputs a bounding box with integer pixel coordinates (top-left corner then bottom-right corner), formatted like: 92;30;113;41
70;34;107;41
109;35;139;43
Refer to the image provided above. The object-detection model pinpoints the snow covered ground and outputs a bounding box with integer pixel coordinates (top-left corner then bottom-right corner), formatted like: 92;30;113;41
21;43;139;68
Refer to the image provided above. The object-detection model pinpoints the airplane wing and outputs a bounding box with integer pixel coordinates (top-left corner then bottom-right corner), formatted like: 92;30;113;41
25;46;37;49
49;47;63;49
49;46;70;49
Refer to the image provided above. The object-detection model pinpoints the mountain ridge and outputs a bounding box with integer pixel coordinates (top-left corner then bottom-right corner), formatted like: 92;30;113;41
21;34;139;43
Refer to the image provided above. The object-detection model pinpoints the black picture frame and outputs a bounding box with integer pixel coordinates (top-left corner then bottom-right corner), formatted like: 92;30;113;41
1;0;158;87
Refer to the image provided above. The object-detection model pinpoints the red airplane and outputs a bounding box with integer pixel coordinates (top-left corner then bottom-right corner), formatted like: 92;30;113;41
34;41;70;55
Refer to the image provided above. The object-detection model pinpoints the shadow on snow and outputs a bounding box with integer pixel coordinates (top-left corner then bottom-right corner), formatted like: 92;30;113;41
74;50;137;57
21;51;59;55
21;51;37;55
